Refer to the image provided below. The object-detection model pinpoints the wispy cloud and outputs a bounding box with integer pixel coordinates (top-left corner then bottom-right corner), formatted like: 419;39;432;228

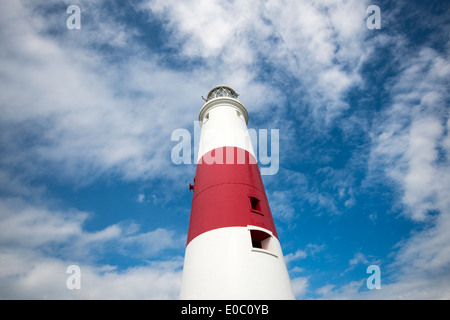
329;4;450;298
0;1;205;185
1;0;449;300
0;196;184;299
285;244;326;265
0;252;182;299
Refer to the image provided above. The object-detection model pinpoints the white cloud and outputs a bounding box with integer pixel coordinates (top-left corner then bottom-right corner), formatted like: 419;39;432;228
369;46;450;222
402;117;444;221
0;198;85;249
290;276;309;299
0;250;182;299
145;0;371;125
120;227;185;258
285;244;325;265
1;0;449;300
263;0;368;123
0;196;183;258
393;213;450;279
0;0;375;189
0;1;230;299
285;249;307;264
315;284;335;297
267;191;298;223
346;31;450;300
0;195;184;298
137;193;146;203
349;252;369;266
318;279;366;299
337;252;381;277
0;1;208;185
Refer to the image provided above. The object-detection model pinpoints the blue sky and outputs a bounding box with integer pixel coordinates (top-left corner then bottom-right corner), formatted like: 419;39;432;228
0;0;449;299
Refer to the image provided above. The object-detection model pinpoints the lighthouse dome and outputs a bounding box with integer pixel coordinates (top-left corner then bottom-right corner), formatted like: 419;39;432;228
206;85;239;101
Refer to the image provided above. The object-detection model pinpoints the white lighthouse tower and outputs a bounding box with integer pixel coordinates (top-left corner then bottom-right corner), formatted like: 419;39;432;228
179;86;294;300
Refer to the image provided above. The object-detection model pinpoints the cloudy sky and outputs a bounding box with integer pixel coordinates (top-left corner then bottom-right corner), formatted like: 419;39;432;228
0;0;449;299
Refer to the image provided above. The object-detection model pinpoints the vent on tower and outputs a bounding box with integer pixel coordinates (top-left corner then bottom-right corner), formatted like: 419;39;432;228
249;196;262;215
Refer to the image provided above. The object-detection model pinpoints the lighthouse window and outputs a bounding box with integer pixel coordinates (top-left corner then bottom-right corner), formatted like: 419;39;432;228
204;113;209;123
249;196;262;214
250;230;269;249
252;239;262;249
249;229;273;251
248;227;277;257
207;86;238;100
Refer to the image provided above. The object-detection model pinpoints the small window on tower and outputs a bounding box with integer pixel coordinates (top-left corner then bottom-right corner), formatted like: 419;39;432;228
249;196;262;214
248;228;277;257
250;230;269;249
204;113;210;124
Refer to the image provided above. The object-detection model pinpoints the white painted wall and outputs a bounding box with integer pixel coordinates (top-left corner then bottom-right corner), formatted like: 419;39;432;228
197;98;255;161
179;226;295;300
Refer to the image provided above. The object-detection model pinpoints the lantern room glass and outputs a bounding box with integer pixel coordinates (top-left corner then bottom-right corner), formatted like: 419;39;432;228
207;86;238;101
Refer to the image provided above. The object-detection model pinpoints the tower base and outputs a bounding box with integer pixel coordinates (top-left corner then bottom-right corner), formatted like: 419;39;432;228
179;226;295;300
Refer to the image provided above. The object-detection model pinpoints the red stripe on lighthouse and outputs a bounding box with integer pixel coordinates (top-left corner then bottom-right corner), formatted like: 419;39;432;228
187;146;278;245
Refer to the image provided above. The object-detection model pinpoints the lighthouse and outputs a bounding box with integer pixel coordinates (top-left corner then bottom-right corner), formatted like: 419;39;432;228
179;86;294;299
